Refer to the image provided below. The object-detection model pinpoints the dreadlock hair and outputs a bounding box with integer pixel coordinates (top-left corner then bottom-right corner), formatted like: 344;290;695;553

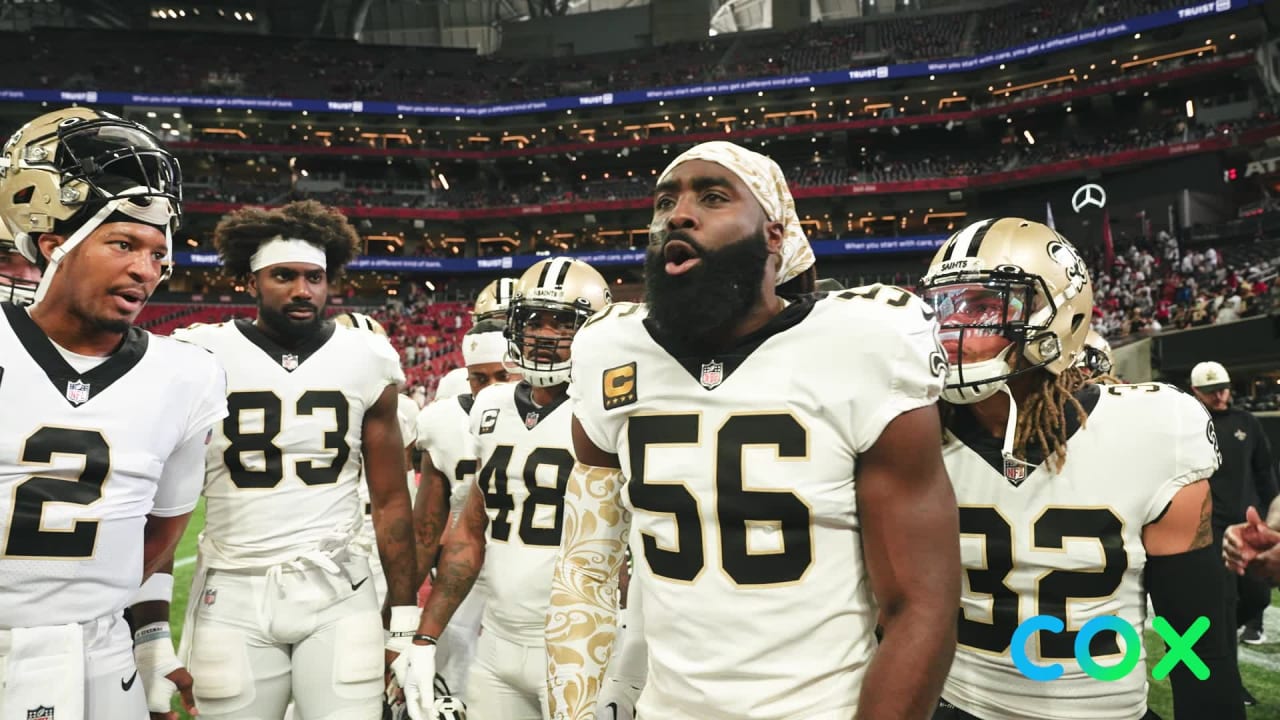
1085;372;1124;387
213;200;360;278
942;365;1119;473
1011;366;1092;472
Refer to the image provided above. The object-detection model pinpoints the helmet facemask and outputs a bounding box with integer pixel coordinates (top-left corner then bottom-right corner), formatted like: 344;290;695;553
922;267;1065;404
505;298;593;387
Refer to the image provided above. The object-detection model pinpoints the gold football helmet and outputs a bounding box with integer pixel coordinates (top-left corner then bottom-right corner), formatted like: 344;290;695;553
0;107;182;304
507;258;611;387
1075;328;1114;377
919;217;1094;403
473;278;516;323
333;310;387;336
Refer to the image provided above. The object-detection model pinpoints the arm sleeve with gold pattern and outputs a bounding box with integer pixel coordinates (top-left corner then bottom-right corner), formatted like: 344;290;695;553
546;462;632;720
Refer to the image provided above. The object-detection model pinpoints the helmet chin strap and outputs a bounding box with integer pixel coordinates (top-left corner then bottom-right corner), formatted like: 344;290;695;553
26;189;175;308
28;200;118;307
999;384;1039;477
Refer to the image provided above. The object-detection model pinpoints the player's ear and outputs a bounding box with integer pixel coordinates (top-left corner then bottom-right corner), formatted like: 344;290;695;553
36;233;66;265
245;271;260;299
765;220;784;255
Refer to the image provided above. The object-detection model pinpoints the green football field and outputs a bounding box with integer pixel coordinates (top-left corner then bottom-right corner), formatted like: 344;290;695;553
165;505;1280;718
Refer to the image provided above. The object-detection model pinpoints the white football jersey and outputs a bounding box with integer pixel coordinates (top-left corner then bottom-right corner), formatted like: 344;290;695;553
397;394;420;450
471;381;575;645
0;303;226;627
942;382;1221;720
178;319;404;569
435;366;470;401
570;288;946;720
416;393;480;497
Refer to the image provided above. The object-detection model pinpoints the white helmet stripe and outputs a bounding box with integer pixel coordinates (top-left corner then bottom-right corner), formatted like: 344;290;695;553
537;257;573;290
497;277;514;304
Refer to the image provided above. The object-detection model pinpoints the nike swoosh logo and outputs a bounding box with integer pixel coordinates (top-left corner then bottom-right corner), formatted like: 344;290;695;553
351;576;368;591
121;670;138;691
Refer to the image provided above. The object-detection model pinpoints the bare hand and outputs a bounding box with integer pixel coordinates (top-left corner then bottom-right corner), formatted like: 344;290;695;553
1225;507;1280;574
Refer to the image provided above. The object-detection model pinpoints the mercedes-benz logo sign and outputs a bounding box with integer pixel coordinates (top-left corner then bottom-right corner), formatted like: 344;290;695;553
1071;184;1107;213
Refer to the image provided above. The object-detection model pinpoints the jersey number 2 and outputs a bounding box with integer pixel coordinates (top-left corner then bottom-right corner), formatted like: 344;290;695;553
224;390;351;488
4;427;110;559
628;413;813;586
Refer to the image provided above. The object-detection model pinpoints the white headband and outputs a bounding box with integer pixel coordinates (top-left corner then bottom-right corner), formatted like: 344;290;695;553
249;236;327;272
657;140;814;286
463;331;508;367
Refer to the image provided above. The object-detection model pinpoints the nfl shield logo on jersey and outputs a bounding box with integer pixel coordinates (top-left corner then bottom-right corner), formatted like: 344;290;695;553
65;380;90;405
26;707;54;720
525;412;540;430
1003;458;1027;486
281;354;299;371
699;360;724;390
203;588;218;607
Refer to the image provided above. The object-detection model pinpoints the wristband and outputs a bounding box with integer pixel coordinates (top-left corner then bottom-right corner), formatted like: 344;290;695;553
133;621;171;646
413;633;438;645
389;605;420;634
133;572;174;605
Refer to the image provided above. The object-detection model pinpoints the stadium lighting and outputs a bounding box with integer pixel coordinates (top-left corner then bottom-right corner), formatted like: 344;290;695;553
1185;99;1195;118
1023;130;1035;145
233;11;242;20
437;173;450;190
246;12;254;21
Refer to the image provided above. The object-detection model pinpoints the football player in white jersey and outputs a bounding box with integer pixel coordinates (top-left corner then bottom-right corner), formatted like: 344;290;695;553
918;218;1241;720
411;319;519;706
433;278;517;402
400;257;612;720
543;140;962;720
155;201;418;720
0;107;227;720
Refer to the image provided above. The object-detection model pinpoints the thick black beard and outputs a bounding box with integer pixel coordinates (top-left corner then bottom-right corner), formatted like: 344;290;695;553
644;228;768;352
258;300;324;346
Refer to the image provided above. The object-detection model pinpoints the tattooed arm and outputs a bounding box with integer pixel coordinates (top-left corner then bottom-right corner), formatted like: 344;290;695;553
364;384;416;610
411;447;452;588
546;417;632;720
415;483;489;639
1144;479;1245;720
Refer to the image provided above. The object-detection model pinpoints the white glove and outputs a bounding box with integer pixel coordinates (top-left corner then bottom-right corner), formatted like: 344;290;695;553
597;678;641;720
133;622;184;713
402;642;437;720
386;605;421;686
